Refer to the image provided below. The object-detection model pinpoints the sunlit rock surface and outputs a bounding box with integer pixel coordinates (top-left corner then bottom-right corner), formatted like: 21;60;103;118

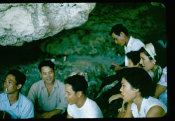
0;3;96;46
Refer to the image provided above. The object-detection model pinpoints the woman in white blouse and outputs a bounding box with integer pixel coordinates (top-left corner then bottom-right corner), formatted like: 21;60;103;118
116;67;167;118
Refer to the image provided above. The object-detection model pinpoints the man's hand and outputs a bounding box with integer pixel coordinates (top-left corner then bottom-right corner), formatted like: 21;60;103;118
112;63;124;71
35;109;62;119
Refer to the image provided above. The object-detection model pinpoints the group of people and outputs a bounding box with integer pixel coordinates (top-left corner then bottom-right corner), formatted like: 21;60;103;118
103;23;167;117
0;23;167;118
0;60;103;119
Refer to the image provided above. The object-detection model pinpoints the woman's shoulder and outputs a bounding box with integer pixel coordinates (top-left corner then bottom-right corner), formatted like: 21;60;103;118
143;97;167;112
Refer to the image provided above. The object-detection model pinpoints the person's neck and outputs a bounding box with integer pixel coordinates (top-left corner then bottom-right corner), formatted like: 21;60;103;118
125;36;130;46
8;91;19;105
45;81;55;96
76;95;87;108
133;95;143;112
45;80;55;87
152;64;157;72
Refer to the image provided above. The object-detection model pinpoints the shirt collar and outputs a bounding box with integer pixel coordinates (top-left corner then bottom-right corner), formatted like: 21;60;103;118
40;79;59;89
126;36;133;48
9;93;22;109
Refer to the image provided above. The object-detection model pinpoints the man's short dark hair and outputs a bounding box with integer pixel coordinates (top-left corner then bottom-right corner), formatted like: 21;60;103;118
65;75;88;94
6;69;26;86
38;60;55;72
110;23;129;36
126;51;140;65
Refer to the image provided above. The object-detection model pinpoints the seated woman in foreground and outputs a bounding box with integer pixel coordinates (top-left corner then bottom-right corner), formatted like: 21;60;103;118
113;67;167;118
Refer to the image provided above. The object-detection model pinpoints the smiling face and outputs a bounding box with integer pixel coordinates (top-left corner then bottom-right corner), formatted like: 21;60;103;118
41;66;55;84
140;52;155;71
65;84;78;105
120;78;138;103
4;74;20;94
111;32;126;46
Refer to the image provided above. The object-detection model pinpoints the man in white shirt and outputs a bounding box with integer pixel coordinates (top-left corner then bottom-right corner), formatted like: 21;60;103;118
65;75;103;118
110;23;144;70
0;70;34;119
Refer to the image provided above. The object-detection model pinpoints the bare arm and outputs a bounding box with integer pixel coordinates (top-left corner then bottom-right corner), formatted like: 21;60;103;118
154;84;167;98
146;106;166;117
36;109;62;119
109;93;123;103
67;113;73;118
112;63;124;71
117;101;133;118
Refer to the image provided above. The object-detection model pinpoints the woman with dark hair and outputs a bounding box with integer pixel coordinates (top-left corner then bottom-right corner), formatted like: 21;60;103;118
116;67;167;118
108;50;141;103
139;43;167;106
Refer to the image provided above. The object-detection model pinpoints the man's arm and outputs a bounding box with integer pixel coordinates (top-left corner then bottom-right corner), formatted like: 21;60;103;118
21;101;34;119
36;109;63;119
27;84;37;104
67;113;73;118
112;63;124;71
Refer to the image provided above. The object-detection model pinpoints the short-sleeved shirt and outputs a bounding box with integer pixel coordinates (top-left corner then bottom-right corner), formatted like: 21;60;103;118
147;66;167;106
131;96;167;118
124;36;144;66
27;79;68;113
67;97;103;118
0;92;34;119
157;67;167;106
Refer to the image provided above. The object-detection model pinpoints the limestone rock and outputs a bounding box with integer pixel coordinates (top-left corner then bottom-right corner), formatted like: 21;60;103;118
0;3;96;46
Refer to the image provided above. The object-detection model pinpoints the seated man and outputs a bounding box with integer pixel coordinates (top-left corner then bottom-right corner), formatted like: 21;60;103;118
27;60;68;118
110;23;144;70
0;70;34;119
65;75;103;118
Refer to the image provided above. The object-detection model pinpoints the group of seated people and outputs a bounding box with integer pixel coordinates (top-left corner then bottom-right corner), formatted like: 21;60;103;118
0;24;167;118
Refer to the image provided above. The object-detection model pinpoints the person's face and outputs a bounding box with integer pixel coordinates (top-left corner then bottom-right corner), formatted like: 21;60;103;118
140;52;155;71
111;32;126;46
41;66;55;84
65;84;78;105
120;78;138;103
4;74;20;94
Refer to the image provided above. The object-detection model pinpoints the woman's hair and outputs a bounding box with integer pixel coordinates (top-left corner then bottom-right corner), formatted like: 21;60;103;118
126;51;140;66
38;60;55;72
139;42;167;68
64;75;88;94
118;67;156;98
139;47;154;61
139;42;167;84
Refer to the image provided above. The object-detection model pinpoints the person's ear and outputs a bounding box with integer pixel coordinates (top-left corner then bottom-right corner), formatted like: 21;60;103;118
120;32;125;37
76;91;82;97
153;59;156;65
132;88;139;93
17;84;22;90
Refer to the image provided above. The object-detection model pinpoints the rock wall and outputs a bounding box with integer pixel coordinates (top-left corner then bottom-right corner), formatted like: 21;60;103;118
0;3;95;46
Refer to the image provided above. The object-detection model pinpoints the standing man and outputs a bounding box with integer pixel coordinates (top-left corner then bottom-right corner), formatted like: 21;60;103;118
65;75;103;118
27;60;68;118
0;70;34;119
110;23;144;70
